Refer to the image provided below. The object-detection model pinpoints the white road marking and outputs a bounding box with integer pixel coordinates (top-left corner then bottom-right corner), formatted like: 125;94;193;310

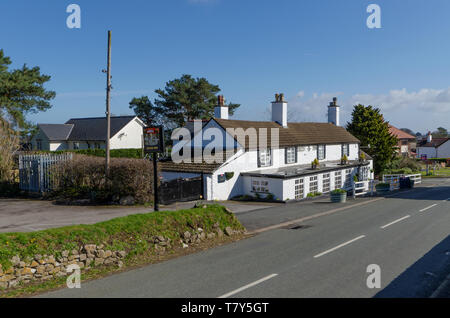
218;274;278;298
380;215;411;229
313;235;366;258
420;204;438;212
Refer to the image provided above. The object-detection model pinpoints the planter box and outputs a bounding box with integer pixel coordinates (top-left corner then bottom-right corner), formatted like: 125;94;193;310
330;192;347;203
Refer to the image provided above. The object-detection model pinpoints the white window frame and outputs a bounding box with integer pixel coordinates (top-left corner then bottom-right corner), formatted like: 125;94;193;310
322;173;331;193
342;144;350;157
73;142;80;150
295;178;304;199
317;145;326;160
258;148;272;167
252;179;269;193
335;171;342;189
309;176;319;194
286;147;297;164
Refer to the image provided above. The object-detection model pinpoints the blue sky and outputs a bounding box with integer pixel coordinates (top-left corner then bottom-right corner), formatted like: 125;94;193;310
1;0;449;133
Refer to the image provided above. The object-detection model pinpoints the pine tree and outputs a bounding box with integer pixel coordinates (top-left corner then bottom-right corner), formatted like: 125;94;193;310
346;104;398;175
136;74;240;127
0;49;55;132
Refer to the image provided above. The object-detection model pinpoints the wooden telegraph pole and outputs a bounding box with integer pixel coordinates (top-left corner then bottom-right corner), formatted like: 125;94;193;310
105;30;112;176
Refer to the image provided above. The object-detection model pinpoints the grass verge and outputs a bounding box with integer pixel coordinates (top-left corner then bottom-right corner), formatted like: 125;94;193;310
0;204;246;297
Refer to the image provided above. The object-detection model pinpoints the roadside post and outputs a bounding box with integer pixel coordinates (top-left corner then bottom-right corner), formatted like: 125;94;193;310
143;126;165;212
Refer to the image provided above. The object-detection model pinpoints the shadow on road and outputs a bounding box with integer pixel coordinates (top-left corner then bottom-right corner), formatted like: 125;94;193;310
377;185;450;201
375;235;450;298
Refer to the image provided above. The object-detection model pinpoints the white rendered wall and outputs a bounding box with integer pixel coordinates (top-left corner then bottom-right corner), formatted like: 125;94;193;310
437;140;450;158
110;118;144;149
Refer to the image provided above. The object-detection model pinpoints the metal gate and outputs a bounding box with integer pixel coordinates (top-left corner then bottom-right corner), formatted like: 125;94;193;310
19;153;72;193
159;176;203;205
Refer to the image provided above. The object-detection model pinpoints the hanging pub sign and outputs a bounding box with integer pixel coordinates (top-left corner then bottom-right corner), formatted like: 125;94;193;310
143;126;165;154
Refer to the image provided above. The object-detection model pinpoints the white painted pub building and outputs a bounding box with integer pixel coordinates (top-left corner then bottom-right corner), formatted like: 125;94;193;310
161;95;374;201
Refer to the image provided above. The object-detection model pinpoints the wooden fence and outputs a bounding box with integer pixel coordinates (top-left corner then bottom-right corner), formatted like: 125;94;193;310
19;153;73;193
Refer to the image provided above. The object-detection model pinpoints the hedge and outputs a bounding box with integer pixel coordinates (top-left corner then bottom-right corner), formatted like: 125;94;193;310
52;155;157;204
33;148;143;159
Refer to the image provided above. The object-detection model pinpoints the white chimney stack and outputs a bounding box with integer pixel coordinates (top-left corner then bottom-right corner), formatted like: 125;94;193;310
328;97;340;126
272;93;288;128
214;95;228;119
427;131;432;143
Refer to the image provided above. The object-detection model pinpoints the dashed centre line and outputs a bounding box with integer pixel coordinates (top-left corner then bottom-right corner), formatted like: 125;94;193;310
380;215;411;229
420;204;438;212
218;274;278;298
314;235;366;258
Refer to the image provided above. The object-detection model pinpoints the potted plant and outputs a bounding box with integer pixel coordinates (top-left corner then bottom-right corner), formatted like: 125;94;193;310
330;188;347;203
359;152;366;163
311;158;320;170
341;155;348;165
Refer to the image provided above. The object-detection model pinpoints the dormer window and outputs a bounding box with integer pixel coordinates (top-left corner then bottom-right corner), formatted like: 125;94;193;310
258;148;272;167
342;144;350;157
285;147;297;164
317;145;326;160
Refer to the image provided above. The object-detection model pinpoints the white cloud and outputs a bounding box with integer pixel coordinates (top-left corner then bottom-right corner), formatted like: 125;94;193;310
288;88;450;132
348;88;450;113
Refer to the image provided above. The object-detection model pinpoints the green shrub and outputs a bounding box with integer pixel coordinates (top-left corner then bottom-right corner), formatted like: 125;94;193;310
331;189;347;194
376;183;390;188
225;172;234;180
0;182;20;197
266;193;274;201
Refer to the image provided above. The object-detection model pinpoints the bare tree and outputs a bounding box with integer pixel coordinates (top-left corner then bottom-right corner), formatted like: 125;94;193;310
0;117;20;182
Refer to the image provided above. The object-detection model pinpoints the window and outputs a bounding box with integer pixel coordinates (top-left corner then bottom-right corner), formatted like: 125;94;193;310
401;140;408;145
36;139;42;151
322;173;331;193
335;171;342;189
317;145;326;160
73;142;80;150
309;176;318;195
252;179;269;193
258;149;272;167
285;147;297;164
344;169;353;189
95;143;101;149
342;144;350;157
359;167;369;181
295;179;304;199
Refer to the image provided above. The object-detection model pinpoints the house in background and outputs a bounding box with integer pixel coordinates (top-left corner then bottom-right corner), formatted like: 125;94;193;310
31;116;145;151
162;95;374;201
416;132;450;159
389;125;417;157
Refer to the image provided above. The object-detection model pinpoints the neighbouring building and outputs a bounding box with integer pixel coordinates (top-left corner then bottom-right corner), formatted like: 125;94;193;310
31;116;145;151
416;132;450;159
161;95;374;201
389;125;417;157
